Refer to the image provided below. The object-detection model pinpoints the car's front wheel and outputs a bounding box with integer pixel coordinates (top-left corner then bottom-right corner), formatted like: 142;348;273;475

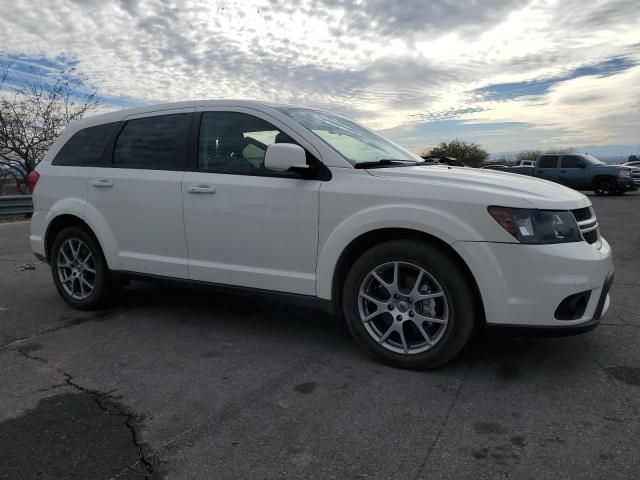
343;240;476;369
50;226;113;310
593;177;616;196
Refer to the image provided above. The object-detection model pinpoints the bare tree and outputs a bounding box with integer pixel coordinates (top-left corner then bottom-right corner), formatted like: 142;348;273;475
422;139;489;167
516;150;541;162
0;64;98;192
544;147;575;154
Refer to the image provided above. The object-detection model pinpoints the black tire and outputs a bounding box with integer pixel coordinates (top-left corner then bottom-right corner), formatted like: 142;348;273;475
343;239;476;369
50;226;113;310
593;177;616;196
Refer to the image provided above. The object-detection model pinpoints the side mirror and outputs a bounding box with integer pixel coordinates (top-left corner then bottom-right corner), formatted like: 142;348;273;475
264;143;308;172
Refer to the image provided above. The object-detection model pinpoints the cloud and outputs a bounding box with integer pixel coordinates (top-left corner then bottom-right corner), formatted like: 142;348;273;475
0;0;638;152
300;0;524;39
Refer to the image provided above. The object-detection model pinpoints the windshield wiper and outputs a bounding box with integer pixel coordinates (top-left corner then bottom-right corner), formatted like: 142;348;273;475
354;159;419;169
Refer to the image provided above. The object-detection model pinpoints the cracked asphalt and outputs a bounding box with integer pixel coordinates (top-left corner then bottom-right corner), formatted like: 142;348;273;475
1;192;639;479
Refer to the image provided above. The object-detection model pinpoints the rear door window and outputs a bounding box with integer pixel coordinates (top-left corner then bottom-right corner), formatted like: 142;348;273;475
538;156;559;168
561;156;586;168
114;114;190;169
52;122;119;166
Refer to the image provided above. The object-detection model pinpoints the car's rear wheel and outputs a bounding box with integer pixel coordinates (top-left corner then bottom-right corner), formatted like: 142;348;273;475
50;226;113;310
593;177;616;196
343;240;476;369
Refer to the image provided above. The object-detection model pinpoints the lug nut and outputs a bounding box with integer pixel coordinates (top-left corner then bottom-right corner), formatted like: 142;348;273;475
394;294;400;299
388;304;394;310
396;315;402;321
408;311;415;317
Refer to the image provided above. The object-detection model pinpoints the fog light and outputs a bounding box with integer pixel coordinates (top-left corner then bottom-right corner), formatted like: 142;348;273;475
555;291;591;320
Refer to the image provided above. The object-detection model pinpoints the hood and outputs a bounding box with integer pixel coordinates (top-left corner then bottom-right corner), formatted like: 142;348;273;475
594;164;626;169
366;165;590;210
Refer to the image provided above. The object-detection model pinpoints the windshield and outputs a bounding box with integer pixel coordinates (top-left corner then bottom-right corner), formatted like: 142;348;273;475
276;107;420;165
582;154;606;165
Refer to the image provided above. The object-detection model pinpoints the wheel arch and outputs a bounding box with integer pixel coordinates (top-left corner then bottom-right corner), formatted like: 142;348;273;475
592;174;616;186
327;228;485;323
45;214;101;263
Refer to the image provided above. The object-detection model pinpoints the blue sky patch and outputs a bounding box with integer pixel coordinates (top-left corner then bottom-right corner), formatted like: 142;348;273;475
382;119;563;152
475;55;637;101
0;53;78;76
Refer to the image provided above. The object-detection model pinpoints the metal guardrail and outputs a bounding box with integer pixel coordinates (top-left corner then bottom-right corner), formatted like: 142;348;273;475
0;195;33;218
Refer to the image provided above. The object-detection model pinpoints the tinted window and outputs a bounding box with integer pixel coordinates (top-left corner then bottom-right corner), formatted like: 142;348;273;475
198;111;298;174
538;156;559;168
114;114;190;169
52;123;118;166
561;156;586;168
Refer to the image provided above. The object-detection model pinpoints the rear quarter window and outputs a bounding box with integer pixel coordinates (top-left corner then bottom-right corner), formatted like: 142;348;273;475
52;122;119;166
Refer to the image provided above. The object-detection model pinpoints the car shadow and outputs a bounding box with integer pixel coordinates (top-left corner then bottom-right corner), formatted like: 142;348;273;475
110;280;597;375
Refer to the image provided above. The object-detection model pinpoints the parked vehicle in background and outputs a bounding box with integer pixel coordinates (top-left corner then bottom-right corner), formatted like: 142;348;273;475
0;162;27;179
505;153;637;195
519;160;536;167
628;166;640;188
621;159;640;186
29;100;614;369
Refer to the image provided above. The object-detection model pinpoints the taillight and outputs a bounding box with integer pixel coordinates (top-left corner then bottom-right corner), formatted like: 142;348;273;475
27;170;40;193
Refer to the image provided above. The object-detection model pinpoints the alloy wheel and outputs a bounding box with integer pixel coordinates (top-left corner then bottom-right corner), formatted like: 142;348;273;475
595;179;613;195
56;238;96;300
357;261;450;355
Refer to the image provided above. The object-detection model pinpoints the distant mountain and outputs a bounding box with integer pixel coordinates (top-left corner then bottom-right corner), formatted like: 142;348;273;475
490;144;640;164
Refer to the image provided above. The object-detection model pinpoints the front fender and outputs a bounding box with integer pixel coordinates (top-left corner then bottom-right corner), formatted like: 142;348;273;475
315;204;482;300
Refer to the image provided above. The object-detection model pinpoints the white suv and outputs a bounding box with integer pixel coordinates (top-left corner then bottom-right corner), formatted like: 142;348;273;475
29;101;614;369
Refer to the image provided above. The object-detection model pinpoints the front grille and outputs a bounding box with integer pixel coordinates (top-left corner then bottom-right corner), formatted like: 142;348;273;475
583;230;598;244
571;207;591;222
571;207;599;245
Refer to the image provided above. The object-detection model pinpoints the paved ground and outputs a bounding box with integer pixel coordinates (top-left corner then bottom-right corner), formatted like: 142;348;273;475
1;193;639;480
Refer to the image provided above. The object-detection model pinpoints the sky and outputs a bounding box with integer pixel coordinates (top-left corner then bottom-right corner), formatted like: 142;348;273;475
0;0;639;157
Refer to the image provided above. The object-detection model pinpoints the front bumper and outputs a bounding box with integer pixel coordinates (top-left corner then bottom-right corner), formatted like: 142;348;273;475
617;178;638;191
30;209;47;261
453;237;614;331
486;272;612;336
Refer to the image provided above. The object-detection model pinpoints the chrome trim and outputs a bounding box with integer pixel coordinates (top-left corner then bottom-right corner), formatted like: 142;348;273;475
572;207;600;245
580;223;599;234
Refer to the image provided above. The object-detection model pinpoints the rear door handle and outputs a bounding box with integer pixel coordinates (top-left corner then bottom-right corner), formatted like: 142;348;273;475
91;179;113;188
187;185;216;194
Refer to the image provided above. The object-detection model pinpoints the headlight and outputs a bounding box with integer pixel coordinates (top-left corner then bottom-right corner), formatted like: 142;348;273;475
488;206;581;244
619;169;631;178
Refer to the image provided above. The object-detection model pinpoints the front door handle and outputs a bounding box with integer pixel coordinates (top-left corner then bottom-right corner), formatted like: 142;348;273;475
187;185;216;194
91;179;113;188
